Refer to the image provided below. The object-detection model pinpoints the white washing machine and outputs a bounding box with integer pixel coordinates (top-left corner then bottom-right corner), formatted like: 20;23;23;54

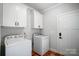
34;35;49;55
5;35;32;56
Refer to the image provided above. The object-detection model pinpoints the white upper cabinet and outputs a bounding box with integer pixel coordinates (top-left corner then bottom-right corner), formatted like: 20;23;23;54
33;10;43;29
3;4;27;27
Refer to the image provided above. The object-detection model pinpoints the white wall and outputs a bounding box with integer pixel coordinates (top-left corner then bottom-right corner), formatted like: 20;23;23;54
43;3;79;55
0;3;3;43
43;12;57;50
0;3;3;26
0;3;3;55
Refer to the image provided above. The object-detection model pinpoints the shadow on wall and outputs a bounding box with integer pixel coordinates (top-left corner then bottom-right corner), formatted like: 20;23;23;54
0;47;1;56
0;26;1;56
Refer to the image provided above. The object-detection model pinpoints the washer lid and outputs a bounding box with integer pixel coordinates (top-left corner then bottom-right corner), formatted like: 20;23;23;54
5;35;24;46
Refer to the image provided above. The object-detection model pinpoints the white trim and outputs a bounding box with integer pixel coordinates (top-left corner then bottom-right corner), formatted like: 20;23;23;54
43;3;63;13
57;9;79;17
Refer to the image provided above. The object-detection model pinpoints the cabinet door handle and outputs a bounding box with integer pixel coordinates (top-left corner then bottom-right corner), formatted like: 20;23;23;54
15;22;17;26
15;21;19;26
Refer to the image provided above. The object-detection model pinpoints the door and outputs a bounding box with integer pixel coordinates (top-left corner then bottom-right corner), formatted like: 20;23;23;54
57;10;79;55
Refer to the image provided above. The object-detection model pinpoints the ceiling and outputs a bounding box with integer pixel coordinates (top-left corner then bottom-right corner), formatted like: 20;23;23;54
26;3;59;13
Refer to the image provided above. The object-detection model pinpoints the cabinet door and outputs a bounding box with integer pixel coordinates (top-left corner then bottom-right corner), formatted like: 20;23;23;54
3;4;27;27
3;4;16;27
16;5;27;27
34;10;39;28
38;12;43;28
34;10;43;28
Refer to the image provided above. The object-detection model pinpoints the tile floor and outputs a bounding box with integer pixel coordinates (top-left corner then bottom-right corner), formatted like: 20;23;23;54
32;50;64;56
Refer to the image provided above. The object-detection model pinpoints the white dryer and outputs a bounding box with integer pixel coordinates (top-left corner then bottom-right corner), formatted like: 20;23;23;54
5;35;32;56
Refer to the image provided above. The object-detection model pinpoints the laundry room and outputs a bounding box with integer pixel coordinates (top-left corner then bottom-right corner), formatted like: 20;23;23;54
0;3;79;56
